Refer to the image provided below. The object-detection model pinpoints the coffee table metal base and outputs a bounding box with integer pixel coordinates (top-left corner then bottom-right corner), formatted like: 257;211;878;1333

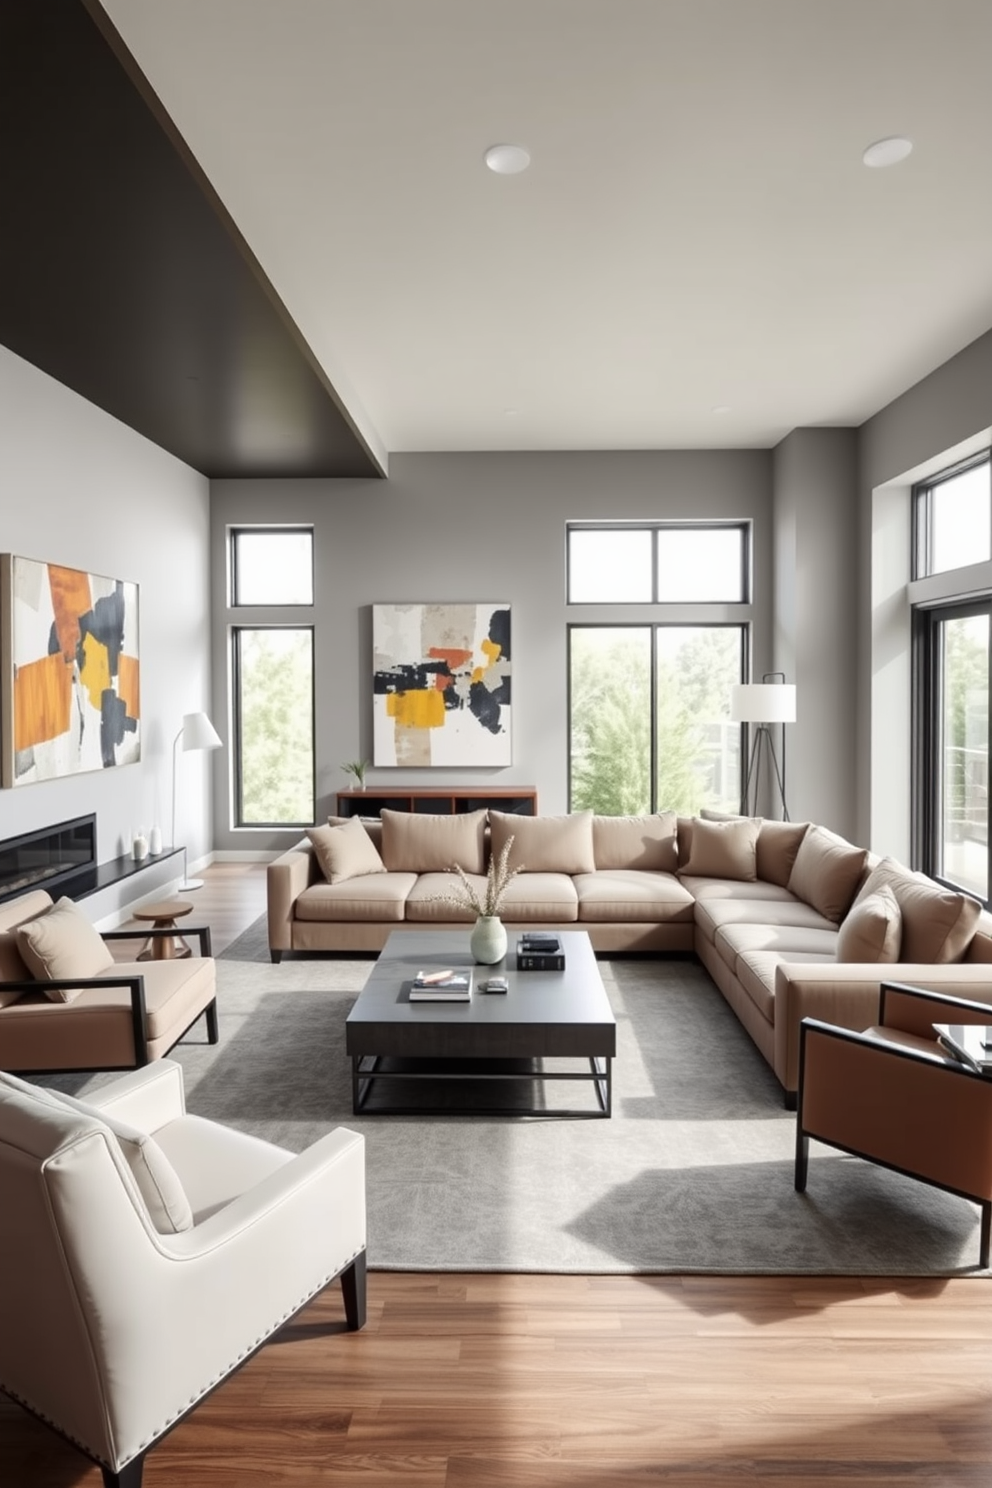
352;1052;612;1118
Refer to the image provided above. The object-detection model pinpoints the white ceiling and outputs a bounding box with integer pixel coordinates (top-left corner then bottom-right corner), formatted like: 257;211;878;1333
100;0;992;457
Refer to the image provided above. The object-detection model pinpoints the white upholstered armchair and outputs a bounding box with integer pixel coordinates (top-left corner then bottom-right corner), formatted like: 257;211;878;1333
0;1060;367;1487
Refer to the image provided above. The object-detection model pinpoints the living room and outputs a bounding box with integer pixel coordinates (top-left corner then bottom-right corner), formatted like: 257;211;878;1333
3;1;992;1483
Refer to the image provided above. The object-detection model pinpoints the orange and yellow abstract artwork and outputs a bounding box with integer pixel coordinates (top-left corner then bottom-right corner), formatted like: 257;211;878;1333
1;554;140;787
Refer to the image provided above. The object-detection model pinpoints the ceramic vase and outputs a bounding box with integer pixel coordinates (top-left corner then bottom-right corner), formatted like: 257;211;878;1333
132;831;148;862
470;915;507;965
149;824;163;855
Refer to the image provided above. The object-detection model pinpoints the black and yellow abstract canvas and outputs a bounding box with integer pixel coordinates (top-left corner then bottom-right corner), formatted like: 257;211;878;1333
372;602;511;767
0;554;140;787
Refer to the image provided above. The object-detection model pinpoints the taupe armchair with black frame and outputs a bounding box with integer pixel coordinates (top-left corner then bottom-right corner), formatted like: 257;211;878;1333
795;981;992;1268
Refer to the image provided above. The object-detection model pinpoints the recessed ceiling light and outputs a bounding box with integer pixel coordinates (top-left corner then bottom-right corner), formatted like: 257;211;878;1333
862;136;913;168
484;143;530;175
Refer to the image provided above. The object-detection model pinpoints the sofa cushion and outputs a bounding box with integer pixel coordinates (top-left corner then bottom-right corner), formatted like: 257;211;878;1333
490;811;595;875
405;872;484;923
836;884;902;963
756;820;810;887
15;897;114;1001
381;809;486;874
307;817;386;884
327;814;384;854
574;870;695;924
51;1089;193;1233
714;921;839;973
497;872;579;922
592;813;678;872
787;825;868;924
680;876;798;903
855;858;982;963
681;817;759;881
695;896;837;948
294;873;417;922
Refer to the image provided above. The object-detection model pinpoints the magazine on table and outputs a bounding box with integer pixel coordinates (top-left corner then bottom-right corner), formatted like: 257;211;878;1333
409;969;473;1001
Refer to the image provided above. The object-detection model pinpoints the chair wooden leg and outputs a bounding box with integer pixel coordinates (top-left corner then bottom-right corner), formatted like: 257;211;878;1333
270;949;283;964
795;1128;809;1193
341;1251;367;1331
981;1201;991;1269
102;1453;144;1487
205;998;219;1044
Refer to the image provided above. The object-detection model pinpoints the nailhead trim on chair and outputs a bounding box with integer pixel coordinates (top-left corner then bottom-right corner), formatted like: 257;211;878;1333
2;1243;366;1470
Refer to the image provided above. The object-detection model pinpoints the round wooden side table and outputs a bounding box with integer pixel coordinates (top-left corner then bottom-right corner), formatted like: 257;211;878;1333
134;900;195;961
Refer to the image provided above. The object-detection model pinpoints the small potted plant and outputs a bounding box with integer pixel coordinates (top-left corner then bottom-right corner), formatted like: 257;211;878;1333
341;758;369;791
430;835;523;964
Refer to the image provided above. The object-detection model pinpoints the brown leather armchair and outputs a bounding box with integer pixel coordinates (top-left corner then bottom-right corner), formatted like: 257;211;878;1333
795;981;992;1267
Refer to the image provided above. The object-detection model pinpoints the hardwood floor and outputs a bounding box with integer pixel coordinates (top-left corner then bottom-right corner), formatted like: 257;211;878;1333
4;864;992;1486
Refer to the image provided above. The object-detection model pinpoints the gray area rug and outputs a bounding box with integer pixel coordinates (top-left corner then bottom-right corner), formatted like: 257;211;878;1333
62;922;987;1275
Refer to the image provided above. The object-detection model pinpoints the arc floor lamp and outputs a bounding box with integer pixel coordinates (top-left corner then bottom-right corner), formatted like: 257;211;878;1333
730;673;797;821
171;711;223;891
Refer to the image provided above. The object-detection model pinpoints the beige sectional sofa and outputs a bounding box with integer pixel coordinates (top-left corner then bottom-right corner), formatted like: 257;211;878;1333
267;807;992;1103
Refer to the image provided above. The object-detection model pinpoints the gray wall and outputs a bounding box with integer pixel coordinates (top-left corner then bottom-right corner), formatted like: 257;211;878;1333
856;328;992;854
0;345;214;921
210;450;775;852
772;428;859;838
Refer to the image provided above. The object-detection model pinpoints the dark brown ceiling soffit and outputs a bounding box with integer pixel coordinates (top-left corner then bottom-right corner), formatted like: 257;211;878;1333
0;0;385;479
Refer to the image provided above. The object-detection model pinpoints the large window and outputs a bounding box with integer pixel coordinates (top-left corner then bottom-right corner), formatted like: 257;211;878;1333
233;628;315;827
569;625;745;815
567;521;749;815
230;527;315;829
913;453;992;902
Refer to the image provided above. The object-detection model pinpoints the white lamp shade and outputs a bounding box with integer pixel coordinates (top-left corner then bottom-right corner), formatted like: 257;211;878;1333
729;683;797;724
182;711;222;751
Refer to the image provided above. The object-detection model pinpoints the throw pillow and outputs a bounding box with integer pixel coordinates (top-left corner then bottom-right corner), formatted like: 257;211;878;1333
592;812;678;872
856;857;982;963
307;818;386;884
680;816;759;881
15;897;114;1001
52;1090;193;1233
489;810;595;874
755;820;810;887
381;809;487;874
787;825;868;924
836;884;902;963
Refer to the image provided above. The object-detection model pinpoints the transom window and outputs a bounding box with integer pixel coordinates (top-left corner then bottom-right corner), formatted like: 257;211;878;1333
567;522;749;604
914;455;992;579
231;527;314;606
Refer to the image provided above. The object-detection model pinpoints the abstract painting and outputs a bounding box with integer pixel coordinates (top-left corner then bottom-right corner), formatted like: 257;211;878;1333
0;554;140;787
373;602;511;766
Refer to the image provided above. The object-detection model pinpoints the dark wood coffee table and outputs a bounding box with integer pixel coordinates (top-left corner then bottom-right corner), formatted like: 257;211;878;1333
345;929;616;1117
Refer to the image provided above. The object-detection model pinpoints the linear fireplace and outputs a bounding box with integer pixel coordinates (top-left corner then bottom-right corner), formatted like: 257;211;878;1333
0;815;98;905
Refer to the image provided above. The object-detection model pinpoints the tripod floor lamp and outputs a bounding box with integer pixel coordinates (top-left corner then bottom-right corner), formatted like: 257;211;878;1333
730;675;797;821
171;711;223;891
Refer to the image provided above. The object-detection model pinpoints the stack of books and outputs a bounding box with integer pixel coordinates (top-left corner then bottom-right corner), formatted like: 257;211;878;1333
409;968;472;1001
933;1022;992;1075
516;934;565;971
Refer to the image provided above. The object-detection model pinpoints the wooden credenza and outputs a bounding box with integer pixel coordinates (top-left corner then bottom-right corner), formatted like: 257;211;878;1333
337;787;537;818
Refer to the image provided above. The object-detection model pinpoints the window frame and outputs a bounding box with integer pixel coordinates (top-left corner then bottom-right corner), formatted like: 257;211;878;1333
566;520;752;606
913;452;992;581
231;623;316;830
229;525;315;608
